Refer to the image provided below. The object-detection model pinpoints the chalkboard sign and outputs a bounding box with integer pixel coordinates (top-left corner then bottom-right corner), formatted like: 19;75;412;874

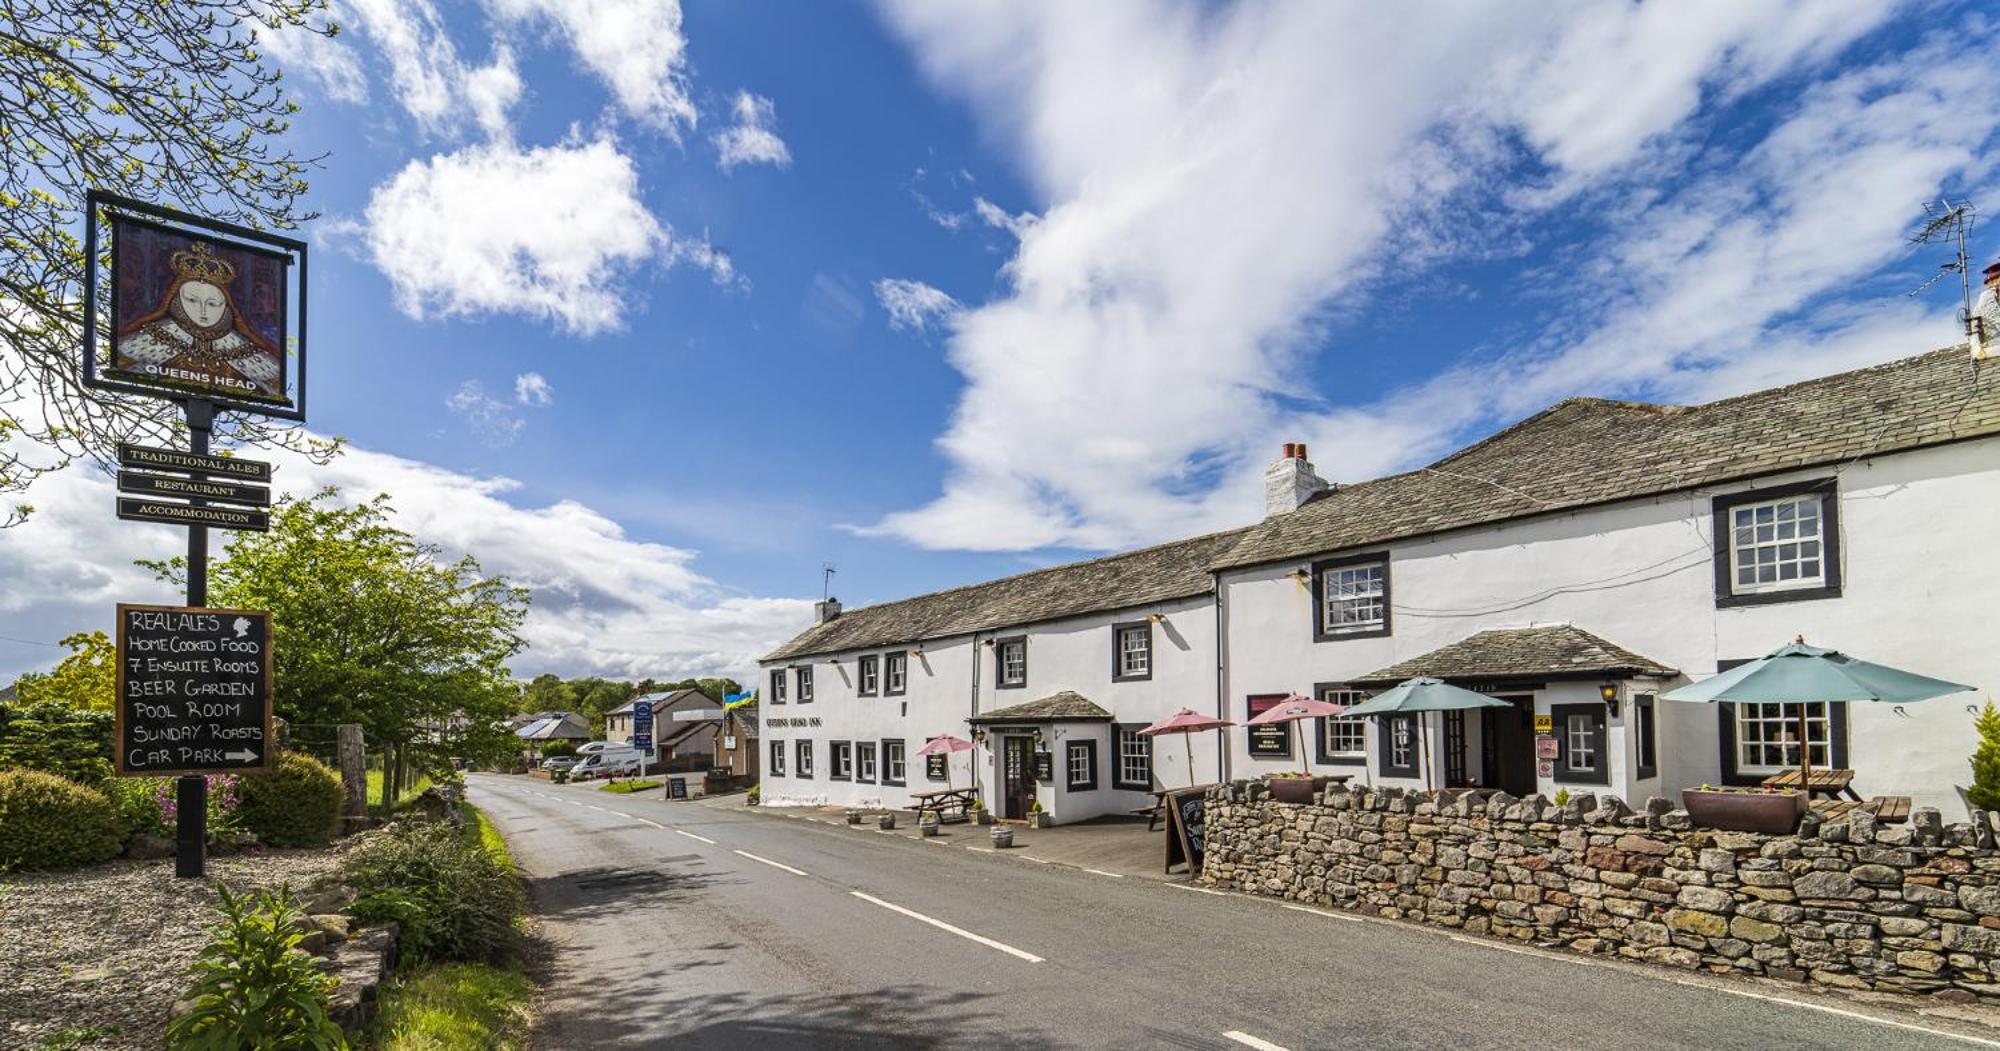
1246;695;1292;758
1032;749;1054;783
115;603;273;776
926;753;948;781
1164;787;1206;874
667;777;689;799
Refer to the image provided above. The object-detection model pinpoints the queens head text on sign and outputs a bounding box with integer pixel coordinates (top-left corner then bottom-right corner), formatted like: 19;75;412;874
115;604;274;776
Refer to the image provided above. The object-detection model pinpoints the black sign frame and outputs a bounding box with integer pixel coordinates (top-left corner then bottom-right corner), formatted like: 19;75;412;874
117;497;269;532
1164;787;1206;874
114;603;275;777
82;190;309;421
119;442;273;482
118;471;271;508
1032;749;1054;783
1246;694;1293;759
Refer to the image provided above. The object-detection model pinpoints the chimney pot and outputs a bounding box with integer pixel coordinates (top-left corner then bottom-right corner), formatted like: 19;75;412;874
1264;441;1330;517
814;597;842;624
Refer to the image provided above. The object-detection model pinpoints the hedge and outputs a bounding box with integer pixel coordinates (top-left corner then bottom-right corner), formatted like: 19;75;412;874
0;769;126;871
236;752;343;847
0;700;114;785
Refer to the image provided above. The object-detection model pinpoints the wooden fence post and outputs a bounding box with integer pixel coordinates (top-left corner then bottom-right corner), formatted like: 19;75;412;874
336;723;367;834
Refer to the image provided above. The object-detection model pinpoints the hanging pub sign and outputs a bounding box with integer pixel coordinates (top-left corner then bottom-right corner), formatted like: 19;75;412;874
114;604;274;776
83;191;309;421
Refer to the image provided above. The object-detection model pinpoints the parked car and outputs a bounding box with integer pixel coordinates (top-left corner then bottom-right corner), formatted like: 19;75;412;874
571;746;644;780
541;754;581;773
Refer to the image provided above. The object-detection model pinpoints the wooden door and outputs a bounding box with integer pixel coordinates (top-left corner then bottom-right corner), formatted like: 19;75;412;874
1484;695;1537;796
1003;736;1034;819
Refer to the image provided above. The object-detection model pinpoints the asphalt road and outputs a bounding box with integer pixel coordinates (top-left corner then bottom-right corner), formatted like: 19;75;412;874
468;774;1994;1050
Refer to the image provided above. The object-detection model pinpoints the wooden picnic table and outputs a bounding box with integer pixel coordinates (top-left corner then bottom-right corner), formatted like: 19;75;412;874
1761;767;1860;801
1810;796;1913;824
911;787;978;824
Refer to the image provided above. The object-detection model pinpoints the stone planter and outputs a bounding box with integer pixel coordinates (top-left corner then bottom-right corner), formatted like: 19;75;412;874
990;827;1014;848
1264;775;1327;804
845;809;864;825
877;813;898;830
1682;788;1804;834
1029;811;1051;828
974;810;994;826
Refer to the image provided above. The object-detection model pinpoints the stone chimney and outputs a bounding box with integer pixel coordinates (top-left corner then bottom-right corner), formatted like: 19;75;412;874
1974;261;2000;362
815;597;842;623
1264;442;1330;517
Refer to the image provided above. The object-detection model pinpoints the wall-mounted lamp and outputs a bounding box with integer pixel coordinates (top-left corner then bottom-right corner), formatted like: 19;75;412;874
983;638;997;647
1289;568;1312;590
972;728;987;744
826;657;840;666
1146;613;1165;624
1599;682;1621;716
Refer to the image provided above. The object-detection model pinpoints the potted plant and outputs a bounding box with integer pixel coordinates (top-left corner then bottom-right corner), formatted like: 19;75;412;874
990;825;1014;848
919;811;941;837
1264;771;1327;804
845;808;864;825
972;800;993;826
1028;800;1051;828
877;812;898;830
1681;784;1805;834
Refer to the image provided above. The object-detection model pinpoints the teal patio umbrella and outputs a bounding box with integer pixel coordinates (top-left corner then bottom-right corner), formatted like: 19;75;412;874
1663;637;1974;787
1342;678;1515;790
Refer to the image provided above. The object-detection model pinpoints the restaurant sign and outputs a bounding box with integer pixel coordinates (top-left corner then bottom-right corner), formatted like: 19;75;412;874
1246;695;1292;758
114;604;273;776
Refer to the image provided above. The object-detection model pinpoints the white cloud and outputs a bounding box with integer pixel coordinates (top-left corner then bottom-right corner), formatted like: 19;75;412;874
488;0;697;134
447;381;525;446
972;196;1034;238
342;0;518;137
253;8;370;104
712;92;792;172
514;372;554;407
360;136;730;334
0;435;813;684
867;1;1975;552
874;278;961;332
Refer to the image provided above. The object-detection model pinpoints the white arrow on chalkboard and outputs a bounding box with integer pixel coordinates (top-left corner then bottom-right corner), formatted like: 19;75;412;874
225;749;260;763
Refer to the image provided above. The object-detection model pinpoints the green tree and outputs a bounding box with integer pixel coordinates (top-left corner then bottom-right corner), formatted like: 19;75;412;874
1;0;345;524
10;630;116;712
1970;701;2000;811
147;489;529;794
517;673;576;714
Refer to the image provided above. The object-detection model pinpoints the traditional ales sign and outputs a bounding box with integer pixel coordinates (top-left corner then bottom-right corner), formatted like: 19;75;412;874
115;604;274;776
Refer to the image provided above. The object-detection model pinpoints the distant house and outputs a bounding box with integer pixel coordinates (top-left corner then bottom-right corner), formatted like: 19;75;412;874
513;712;591;743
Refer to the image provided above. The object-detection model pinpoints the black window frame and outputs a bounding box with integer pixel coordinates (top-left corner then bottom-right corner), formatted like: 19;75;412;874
1378;713;1418;777
769;668;787;704
795;739;814;779
1113;723;1153;791
1310;551;1393;642
1551;703;1609;786
768;739;785;776
882;738;907;786
1066;739;1099;791
1111;620;1153;682
1246;694;1294;759
796;665;814;703
1313;682;1369;766
994;635;1028;689
857;654;880;697
1715;657;1849;785
884;652;908;696
1634;693;1658;780
1711;478;1842;609
829;740;852;781
854;740;878;784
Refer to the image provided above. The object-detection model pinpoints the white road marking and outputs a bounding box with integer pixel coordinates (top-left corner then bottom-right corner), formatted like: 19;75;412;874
586;804;609;812
1081;868;1126;879
636;818;665;830
1223;1031;1290;1051
1666;980;2000;1049
1166;883;1228;896
1016;855;1049;864
676;830;716;845
1283;904;1360;923
966;846;995;853
733;849;807;876
850;891;1044;963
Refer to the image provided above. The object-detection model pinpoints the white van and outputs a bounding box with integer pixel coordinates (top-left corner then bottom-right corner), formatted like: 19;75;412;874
576;741;613;755
572;746;644;780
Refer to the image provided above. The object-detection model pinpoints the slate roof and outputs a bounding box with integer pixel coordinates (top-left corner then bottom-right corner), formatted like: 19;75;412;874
967;690;1114;724
610;688;709;716
762;528;1250;661
1351;626;1677;686
1216;347;2000;569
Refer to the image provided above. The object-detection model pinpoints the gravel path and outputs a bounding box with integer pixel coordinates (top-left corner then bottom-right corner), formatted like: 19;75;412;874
0;846;357;1050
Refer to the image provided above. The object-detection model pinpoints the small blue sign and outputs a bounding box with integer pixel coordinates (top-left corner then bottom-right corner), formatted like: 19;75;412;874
632;700;654;752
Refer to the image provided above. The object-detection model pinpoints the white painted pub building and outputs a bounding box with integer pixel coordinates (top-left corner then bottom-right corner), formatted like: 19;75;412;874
759;347;2000;823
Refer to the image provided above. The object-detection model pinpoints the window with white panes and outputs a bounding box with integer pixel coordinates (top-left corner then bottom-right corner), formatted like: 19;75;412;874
1390;717;1413;768
997;638;1027;687
769;740;785;776
1116;728;1151;790
1565;714;1596;773
1116;624;1151;679
858;655;879;695
831;741;852;780
884;740;906;784
796;740;814;778
857;742;877;782
1735;702;1831;773
770;669;787;703
797;666;814;702
1729;495;1824;593
1066;740;1097;791
1318;687;1368;761
1321;562;1387;635
885;652;907;695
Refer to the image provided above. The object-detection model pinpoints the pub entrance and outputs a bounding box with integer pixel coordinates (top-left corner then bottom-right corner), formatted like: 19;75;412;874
1001;735;1036;819
1478;694;1537;796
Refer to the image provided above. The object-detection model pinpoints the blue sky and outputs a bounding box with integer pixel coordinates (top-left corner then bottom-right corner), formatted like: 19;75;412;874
5;1;1998;683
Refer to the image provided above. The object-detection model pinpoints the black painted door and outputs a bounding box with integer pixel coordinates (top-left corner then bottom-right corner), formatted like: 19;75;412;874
1003;736;1034;819
1485;695;1537;796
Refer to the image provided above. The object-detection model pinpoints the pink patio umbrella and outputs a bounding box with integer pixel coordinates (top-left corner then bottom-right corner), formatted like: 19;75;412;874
915;734;976;792
1244;694;1351;775
1137;708;1236;789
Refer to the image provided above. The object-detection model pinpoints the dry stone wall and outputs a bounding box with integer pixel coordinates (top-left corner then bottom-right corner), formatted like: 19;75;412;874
1199;779;2000;999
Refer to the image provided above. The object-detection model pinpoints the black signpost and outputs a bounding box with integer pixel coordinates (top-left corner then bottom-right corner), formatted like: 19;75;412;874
84;192;307;878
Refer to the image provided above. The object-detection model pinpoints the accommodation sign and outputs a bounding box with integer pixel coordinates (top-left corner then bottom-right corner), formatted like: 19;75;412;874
115;604;273;776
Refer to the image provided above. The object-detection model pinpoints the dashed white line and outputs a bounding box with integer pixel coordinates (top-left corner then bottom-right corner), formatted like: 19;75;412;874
1223;1031;1290;1051
1016;855;1049;864
849;891;1044;963
1283;904;1360;923
966;846;995;854
635;818;665;830
733;849;807;876
586;804;609;812
1166;883;1228;896
676;829;716;845
1663;978;2000;1049
1082;868;1126;879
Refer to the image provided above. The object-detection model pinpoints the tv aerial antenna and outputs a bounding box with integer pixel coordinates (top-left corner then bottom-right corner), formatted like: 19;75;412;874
821;563;836;601
1907;198;1976;328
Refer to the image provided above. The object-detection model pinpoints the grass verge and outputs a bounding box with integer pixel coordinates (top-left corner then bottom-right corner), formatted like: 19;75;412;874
365;769;436;812
597;778;661;795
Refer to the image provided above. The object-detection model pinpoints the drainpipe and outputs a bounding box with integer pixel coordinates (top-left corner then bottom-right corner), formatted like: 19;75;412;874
1213;574;1229;785
969;631;983;803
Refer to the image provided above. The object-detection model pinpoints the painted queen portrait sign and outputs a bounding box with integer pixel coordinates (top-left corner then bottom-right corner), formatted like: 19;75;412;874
103;214;292;406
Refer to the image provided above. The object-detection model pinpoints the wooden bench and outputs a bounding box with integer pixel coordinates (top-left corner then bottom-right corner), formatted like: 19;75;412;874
911;788;977;824
1762;767;1861;801
1809;796;1913;824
